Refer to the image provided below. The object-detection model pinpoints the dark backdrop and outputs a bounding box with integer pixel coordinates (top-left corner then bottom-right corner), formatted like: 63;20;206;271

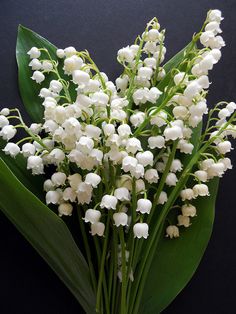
0;0;235;313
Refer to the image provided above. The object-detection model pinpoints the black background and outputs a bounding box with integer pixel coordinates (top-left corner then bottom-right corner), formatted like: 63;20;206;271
0;0;236;313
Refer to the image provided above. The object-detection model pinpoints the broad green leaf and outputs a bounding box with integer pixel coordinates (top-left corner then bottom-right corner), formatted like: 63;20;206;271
16;25;76;123
0;158;96;314
140;178;218;314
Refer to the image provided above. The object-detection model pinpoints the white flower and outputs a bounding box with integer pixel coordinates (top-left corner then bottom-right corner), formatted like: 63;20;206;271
200;158;215;170
217;141;232;154
42;60;53;72
193;184;210;197
133;88;149;105
27;156;44;175
157;191;168;204
166;225;179;239
100;195;118;210
170;159;182;173
113;212;128;227
182;204;197;217
85;125;101;140
29;58;42;70
63;56;83;74
3;143;20;157
76;182;93;205
219;157;232;170
0;108;10;116
91;222;105;236
164;125;183;141
64;46;77;57
85;173;101;188
68;173;82;190
173;72;188;85
180;188;195;201
208;9;223;23
72;70;90;87
173;106;188;120
118;46;135;63
77;136;94;154
122;156;138;173
194;170;208;182
58;203;73;217
133;223;149;239
144;57;156;68
148;135;165;149
102;123;115;136
91;91;109;107
48;148;65;164
0;115;9;128
184;80;201;99
0;125;16;141
165;173;178;186
56;49;65;58
207;162;225;178
63;187;77;202
114;187;130;201
117;124;132;137
49;80;63;93
31;71;45;83
178;140;194;154
144;168;159;183
130;112;145;127
177;215;191;227
131;163;145;179
136;198;152;214
136;179;145;193
150;110;167;127
138;66;153;80
27;47;41;59
136;151;154;167
226;102;236;114
126;138;142;154
43;179;54;192
51;172;67;186
116;75;129;92
46;190;61;205
84;209;101;224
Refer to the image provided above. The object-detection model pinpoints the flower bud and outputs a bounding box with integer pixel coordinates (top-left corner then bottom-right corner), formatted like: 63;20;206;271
58;203;73;217
181;204;197;217
177;215;191;227
166;225;179;238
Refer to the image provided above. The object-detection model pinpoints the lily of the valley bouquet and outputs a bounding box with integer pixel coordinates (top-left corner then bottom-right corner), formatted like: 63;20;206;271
0;9;235;313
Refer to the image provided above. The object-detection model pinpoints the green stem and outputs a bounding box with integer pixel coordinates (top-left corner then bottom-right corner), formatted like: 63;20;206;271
119;227;127;314
96;215;111;313
76;207;97;293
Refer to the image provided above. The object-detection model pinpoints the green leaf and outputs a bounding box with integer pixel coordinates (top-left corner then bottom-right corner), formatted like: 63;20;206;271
140;178;218;314
16;25;76;123
0;158;96;314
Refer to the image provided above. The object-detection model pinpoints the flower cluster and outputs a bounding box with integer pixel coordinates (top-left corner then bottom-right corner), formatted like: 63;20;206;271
1;10;235;248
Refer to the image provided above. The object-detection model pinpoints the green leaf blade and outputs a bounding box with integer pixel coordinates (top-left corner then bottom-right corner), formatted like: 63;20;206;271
0;158;96;313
